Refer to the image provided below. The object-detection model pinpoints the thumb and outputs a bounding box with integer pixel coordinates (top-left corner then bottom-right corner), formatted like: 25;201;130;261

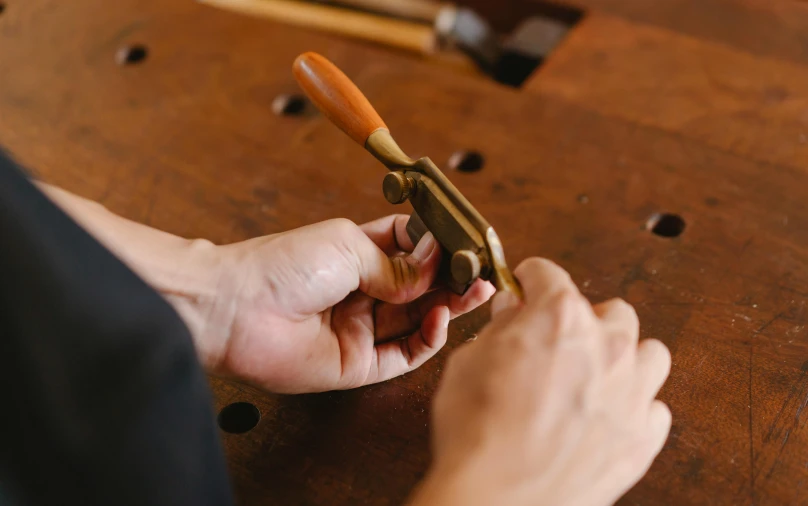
352;231;442;304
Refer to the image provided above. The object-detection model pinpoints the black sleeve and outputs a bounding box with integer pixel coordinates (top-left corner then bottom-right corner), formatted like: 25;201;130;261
0;150;233;506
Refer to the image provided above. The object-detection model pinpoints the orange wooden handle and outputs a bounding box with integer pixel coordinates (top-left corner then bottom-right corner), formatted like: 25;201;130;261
293;52;387;146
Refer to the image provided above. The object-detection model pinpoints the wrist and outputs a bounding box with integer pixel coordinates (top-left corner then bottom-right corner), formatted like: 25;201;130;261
146;238;233;369
100;227;237;372
409;454;549;506
101;228;235;372
407;464;494;506
38;182;232;368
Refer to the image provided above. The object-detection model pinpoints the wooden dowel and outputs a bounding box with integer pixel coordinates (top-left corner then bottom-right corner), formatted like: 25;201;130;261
316;0;446;23
198;0;437;55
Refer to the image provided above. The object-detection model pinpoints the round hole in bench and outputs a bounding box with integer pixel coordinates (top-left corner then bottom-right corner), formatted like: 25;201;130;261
116;44;148;65
448;150;485;173
218;402;260;434
272;94;307;116
646;213;686;238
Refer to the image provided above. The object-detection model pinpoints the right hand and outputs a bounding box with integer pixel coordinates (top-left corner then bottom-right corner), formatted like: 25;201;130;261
408;258;672;506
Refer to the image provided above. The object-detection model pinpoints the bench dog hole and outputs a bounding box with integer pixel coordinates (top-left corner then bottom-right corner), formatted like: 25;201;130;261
272;94;307;116
218;402;261;434
448;150;485;173
646;213;686;238
116;44;148;65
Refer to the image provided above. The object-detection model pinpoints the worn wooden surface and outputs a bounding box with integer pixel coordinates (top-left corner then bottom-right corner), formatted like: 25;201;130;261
4;0;808;504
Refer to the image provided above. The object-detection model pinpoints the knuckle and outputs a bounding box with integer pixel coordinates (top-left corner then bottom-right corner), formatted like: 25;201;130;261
655;401;673;424
658;404;673;432
647;402;673;441
604;298;639;323
641;338;672;368
516;257;571;281
502;330;533;355
610;297;634;313
540;288;591;338
606;334;636;366
621;301;640;326
328;217;361;237
515;256;548;272
549;288;587;319
325;218;365;270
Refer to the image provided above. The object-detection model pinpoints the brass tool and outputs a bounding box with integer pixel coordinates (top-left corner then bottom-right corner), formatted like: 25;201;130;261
292;52;522;298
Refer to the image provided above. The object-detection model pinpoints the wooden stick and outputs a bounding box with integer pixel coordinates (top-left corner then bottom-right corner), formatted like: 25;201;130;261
316;0;446;23
198;0;437;55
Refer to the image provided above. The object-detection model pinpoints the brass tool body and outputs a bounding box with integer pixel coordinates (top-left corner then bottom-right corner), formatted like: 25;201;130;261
293;52;522;298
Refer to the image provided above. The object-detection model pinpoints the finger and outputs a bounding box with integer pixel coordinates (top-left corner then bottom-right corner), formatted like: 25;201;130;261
490;289;521;319
367;305;451;384
623;400;671;488
646;400;673;455
593;298;640;366
337;219;442;304
507;258;596;343
360;214;414;255
374;279;495;342
635;338;672;400
514;258;582;308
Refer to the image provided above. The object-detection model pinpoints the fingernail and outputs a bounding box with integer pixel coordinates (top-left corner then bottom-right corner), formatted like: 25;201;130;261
410;232;437;263
490;291;520;318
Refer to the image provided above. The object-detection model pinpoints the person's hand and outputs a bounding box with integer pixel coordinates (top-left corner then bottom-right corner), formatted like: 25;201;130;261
408;258;671;506
31;184;493;394
184;215;494;394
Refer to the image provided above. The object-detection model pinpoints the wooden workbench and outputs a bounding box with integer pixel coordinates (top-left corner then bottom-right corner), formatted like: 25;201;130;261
4;0;808;504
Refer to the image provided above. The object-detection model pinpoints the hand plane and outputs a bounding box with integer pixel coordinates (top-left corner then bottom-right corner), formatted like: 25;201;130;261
292;52;522;299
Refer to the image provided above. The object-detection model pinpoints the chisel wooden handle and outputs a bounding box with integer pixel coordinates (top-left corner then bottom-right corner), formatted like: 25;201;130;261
293;52;387;146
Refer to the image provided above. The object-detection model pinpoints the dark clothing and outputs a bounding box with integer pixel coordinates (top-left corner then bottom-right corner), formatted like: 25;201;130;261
0;151;232;505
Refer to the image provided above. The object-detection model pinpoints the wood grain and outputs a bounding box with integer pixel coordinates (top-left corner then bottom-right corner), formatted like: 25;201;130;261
4;0;808;505
464;0;808;66
525;13;808;172
562;0;808;65
293;52;388;146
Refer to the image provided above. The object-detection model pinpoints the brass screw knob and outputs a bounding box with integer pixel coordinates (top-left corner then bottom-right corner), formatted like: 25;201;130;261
451;250;482;286
382;171;415;205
